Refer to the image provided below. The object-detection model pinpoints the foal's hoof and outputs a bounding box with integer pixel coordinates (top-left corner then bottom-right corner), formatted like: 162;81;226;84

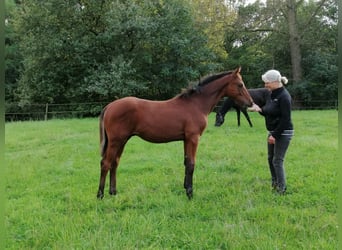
109;189;117;196
215;113;224;126
186;188;193;200
97;190;104;199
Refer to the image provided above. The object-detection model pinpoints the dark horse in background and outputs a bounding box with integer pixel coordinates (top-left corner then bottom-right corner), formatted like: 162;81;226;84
97;67;254;199
215;88;271;127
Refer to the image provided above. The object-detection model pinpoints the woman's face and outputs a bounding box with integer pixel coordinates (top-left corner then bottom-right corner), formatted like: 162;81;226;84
264;81;280;91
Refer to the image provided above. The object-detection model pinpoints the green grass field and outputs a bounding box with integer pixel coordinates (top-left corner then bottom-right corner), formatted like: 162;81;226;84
5;110;337;249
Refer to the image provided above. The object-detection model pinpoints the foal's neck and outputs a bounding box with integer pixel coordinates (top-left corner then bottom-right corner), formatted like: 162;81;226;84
195;80;228;115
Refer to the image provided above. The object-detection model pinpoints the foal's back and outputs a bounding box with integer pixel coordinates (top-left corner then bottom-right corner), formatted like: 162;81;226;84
103;96;207;143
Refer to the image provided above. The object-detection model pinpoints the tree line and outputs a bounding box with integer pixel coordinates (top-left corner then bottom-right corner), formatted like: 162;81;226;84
5;0;338;115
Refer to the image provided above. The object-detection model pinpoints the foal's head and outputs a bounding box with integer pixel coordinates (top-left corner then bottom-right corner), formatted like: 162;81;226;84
223;67;253;108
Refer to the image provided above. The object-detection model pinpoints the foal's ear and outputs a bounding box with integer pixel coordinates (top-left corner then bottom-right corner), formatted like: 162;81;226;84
234;66;242;74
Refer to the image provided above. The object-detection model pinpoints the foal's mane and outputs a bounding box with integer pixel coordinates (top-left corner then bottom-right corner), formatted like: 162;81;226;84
178;71;232;98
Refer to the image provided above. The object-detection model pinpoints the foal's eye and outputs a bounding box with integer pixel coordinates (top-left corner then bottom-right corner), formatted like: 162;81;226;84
238;83;243;88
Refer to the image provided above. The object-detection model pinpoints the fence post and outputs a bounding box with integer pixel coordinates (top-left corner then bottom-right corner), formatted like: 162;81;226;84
45;103;49;121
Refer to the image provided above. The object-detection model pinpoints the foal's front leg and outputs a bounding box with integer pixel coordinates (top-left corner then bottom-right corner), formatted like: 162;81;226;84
242;109;253;127
183;136;199;199
183;156;195;199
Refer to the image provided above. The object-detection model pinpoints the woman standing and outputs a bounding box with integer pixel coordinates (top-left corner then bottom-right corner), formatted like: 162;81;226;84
249;69;294;194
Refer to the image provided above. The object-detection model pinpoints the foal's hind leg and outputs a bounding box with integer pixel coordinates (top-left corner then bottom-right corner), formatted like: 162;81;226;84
97;141;126;199
97;155;112;199
109;143;126;196
109;165;117;196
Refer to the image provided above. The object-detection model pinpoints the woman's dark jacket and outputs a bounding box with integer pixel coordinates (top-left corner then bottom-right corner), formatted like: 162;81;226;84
260;87;293;139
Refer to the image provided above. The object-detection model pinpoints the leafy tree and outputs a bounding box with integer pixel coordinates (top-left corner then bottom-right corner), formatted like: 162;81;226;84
5;0;21;102
223;0;337;104
6;0;337;114
13;1;95;103
122;0;217;98
222;3;275;87
189;0;237;64
13;0;217;105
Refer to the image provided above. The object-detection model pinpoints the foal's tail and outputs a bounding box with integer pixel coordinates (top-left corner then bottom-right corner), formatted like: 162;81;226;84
99;107;108;157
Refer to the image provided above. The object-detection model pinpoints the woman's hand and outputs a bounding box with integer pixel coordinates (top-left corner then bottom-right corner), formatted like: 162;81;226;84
268;135;275;144
247;103;262;112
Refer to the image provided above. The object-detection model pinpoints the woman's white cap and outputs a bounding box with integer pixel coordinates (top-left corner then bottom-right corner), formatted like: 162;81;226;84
262;69;288;84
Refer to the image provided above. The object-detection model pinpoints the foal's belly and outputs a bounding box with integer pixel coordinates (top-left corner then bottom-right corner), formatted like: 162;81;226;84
134;121;186;143
133;116;207;143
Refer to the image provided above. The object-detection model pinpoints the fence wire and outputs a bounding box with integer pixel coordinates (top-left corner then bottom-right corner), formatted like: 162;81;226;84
5;99;338;122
